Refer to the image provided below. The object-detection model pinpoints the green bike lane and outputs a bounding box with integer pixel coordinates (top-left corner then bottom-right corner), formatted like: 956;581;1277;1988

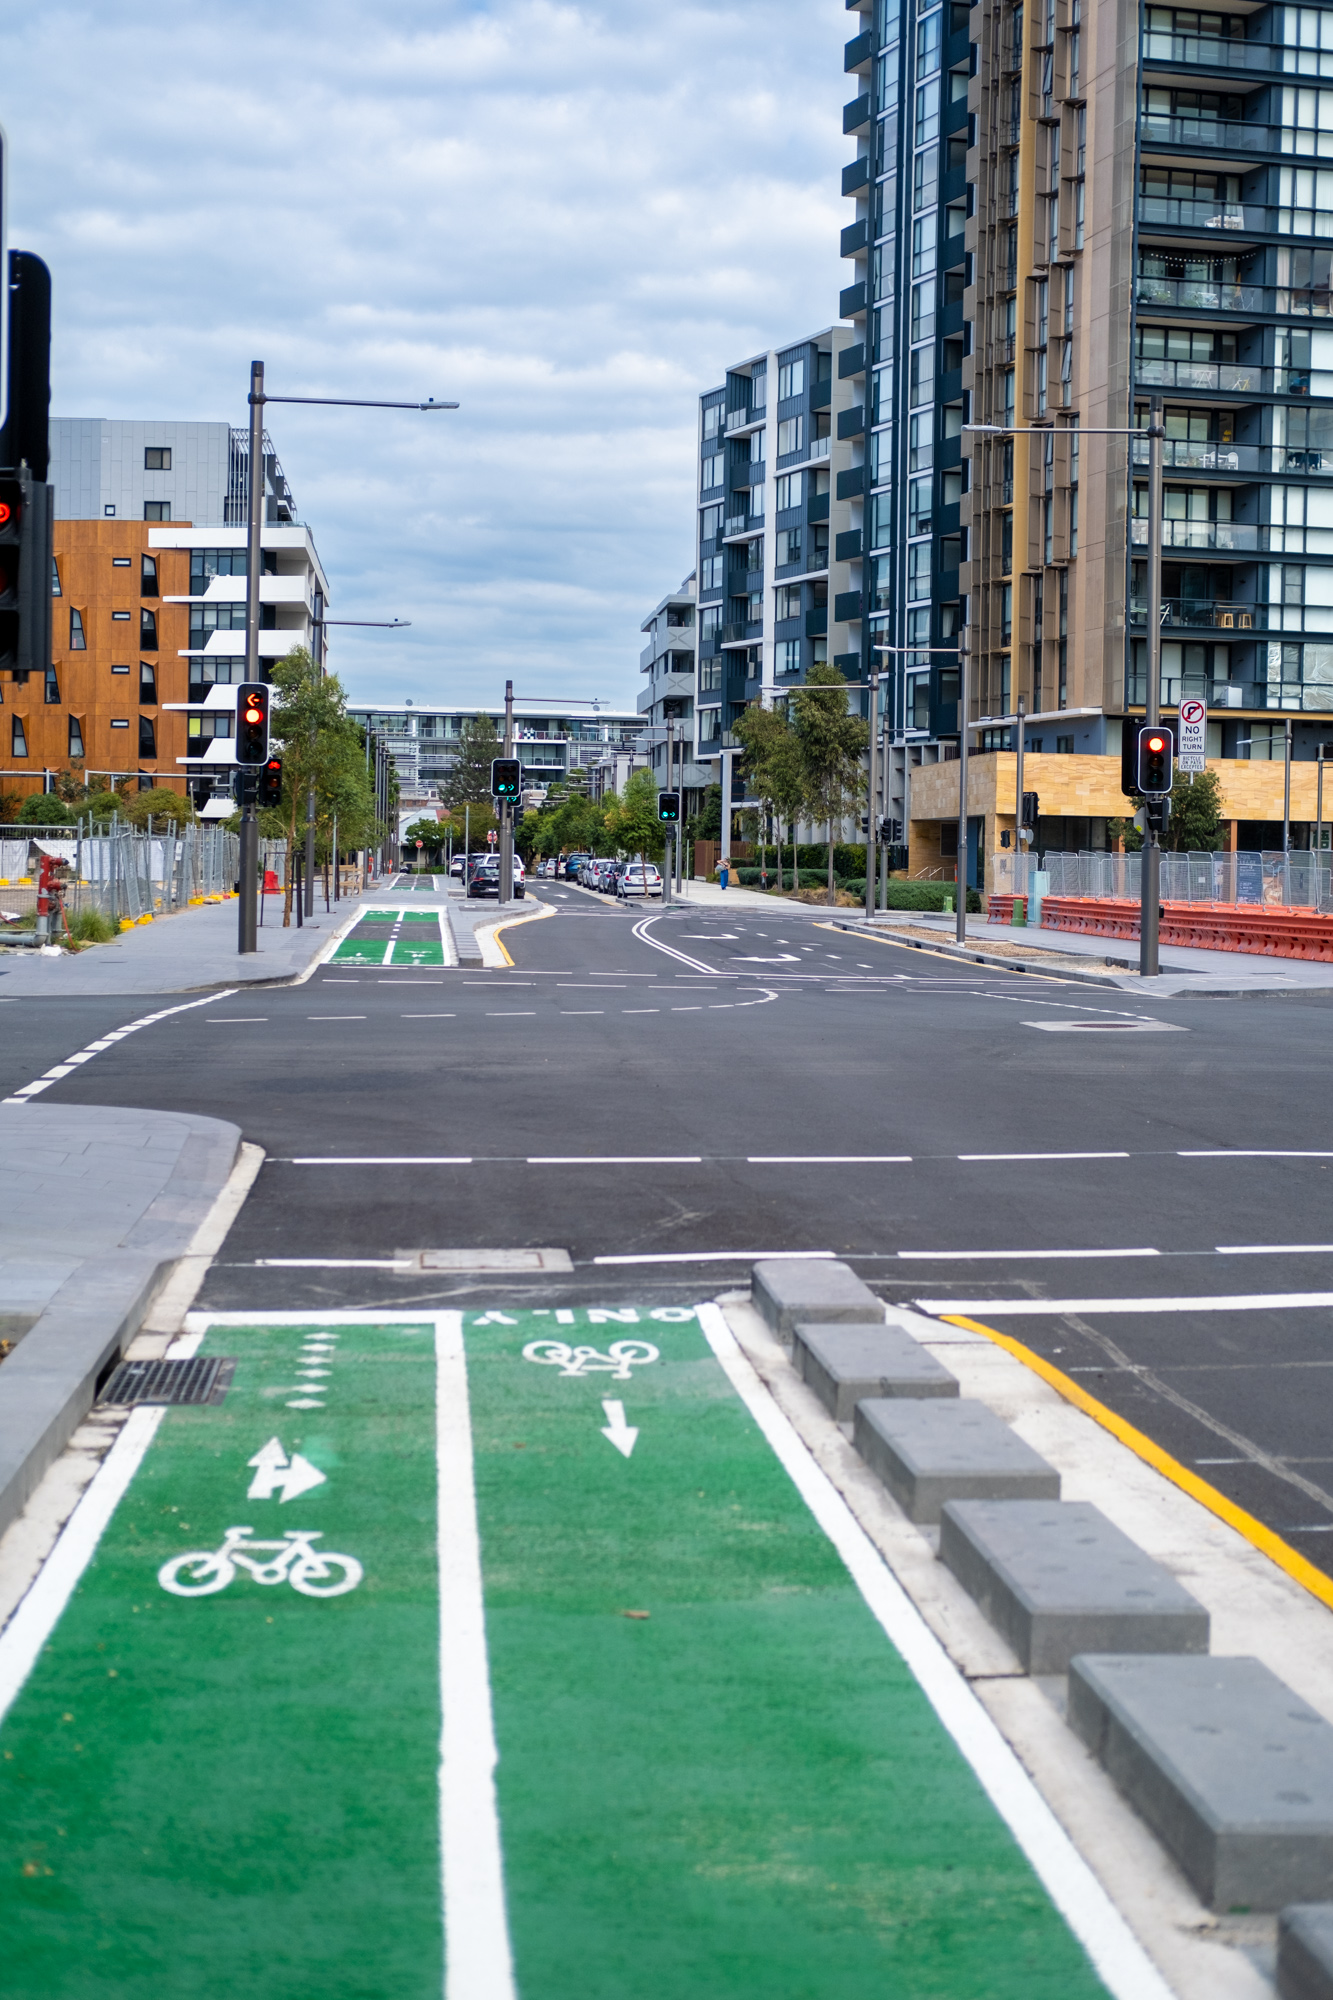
0;1305;1160;1998
331;907;448;966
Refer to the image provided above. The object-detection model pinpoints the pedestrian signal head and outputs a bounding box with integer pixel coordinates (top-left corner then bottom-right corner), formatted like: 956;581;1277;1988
658;790;680;823
258;755;283;808
235;682;270;766
1136;725;1173;797
491;758;521;801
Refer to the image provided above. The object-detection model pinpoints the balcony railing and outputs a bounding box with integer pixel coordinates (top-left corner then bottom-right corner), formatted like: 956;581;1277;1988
1138;197;1333;238
1133;357;1271;392
1141;31;1284;72
1125;670;1333;711
1130;438;1333;476
1141;113;1333;157
1129;596;1260;628
1135;273;1333;316
809;434;832;461
1131;518;1261;551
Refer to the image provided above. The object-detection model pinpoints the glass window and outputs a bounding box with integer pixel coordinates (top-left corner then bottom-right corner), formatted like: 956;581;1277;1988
775;471;803;510
44;666;60;704
140;661;158;703
777;528;803;566
12;716;27;756
141;555;159;597
778;358;806;400
702;455;724;492
700;504;723;542
703;403;723;438
143;502;171;522
775;639;802;674
144;447;172;470
70;607;86;650
51;558;62;597
68;716;85;758
140;608;159;649
777;416;804;456
138;715;157;756
189;548;248;590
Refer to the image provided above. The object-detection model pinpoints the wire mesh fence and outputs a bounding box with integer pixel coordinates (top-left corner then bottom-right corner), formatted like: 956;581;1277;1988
0;821;241;929
992;847;1333;913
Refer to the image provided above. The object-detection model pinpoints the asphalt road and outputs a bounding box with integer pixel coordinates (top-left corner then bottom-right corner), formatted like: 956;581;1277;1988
5;881;1333;1578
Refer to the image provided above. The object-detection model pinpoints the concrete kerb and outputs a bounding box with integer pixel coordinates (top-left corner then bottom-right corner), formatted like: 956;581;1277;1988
1278;1904;1333;1999
751;1257;884;1341
0;1106;248;1541
792;1321;959;1419
855;1400;1061;1526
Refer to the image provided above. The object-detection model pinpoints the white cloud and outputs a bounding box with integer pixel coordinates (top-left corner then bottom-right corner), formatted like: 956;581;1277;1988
3;0;850;707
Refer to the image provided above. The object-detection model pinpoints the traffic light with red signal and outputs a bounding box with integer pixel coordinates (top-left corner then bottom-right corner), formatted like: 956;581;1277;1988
0;478;20;675
235;683;270;766
1136;725;1174;798
258;756;283;808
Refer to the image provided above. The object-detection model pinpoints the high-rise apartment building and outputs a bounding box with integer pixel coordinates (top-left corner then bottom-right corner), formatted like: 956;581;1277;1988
638;576;709;813
840;0;1333;873
693;329;862;777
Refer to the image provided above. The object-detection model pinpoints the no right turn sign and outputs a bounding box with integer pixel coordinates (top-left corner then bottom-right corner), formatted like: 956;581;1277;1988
1178;698;1207;774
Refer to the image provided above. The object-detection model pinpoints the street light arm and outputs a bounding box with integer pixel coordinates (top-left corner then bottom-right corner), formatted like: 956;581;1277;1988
310;618;411;628
252;394;458;411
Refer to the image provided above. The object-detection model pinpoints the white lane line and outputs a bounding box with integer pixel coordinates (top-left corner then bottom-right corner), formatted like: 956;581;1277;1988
560;1010;605;1016
286;1155;473;1165
630;913;722;975
256;1257;418;1269
746;1154;912;1164
1025;1021;1187;1033
402;1013;457;1018
594;1249;835;1265
308;1014;367;1021
485;1011;536;1017
0;1404;164;1722
915;1292;1333;1316
207;1016;269;1022
527;1154;703;1165
2;986;239;1105
696;1304;1173;2000
622;1008;659;1014
436;1311;518;2000
671;1005;703;1012
1179;1150;1333;1159
1217;1244;1333;1255
898;1247;1160;1261
957;1151;1131;1162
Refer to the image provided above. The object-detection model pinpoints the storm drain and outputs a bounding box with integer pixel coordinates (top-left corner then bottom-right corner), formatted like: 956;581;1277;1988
98;1357;236;1407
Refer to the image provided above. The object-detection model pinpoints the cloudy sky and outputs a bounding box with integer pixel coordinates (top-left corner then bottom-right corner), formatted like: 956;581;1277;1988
3;0;849;711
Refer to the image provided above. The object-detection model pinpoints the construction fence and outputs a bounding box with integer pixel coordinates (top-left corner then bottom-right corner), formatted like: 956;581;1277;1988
0;822;240;928
992;847;1333;914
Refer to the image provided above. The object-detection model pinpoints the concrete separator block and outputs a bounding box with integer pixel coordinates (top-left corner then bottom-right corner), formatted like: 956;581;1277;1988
853;1399;1059;1524
1070;1654;1333;1911
1279;1905;1333;2000
793;1322;959;1420
940;1501;1209;1673
751;1259;882;1341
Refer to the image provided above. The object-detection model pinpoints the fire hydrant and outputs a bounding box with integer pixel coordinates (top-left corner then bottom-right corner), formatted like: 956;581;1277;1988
34;851;67;944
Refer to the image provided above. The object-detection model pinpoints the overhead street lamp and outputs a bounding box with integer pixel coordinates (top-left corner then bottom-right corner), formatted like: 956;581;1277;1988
965;404;1166;974
236;361;456;954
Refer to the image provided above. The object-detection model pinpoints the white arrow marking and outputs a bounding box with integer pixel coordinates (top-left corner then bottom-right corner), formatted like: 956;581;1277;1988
600;1400;638;1459
246;1437;328;1503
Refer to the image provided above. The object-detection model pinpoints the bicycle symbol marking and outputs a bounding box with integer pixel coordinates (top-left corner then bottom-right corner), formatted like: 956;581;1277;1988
158;1527;363;1600
521;1339;660;1380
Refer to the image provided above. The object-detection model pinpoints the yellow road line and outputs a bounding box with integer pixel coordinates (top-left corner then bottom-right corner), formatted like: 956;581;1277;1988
482;899;556;968
940;1312;1333;1616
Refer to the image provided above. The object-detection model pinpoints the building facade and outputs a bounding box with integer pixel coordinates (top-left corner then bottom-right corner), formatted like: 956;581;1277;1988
638;576;710;814
3;424;323;806
346;704;644;811
840;0;1333;875
693;329;864;779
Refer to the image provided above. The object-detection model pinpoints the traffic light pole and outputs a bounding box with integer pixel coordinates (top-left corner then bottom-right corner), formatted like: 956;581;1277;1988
864;671;879;922
238;360;266;953
1140;396;1165;979
500;678;514;905
1014;694;1025;882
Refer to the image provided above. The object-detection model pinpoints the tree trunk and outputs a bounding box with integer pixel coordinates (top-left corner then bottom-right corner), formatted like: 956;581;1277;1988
826;812;836;907
282;799;297;927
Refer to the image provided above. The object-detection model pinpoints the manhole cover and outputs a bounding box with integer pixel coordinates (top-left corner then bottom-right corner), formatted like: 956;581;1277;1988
99;1357;236;1406
411;1247;574;1273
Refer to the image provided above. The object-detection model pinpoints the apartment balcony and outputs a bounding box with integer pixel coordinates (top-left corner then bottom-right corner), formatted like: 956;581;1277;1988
1139;196;1333;241
1125;671;1255;706
1133;358;1305;394
1135;273;1333;316
844;27;873;71
1131;438;1333;476
1128;595;1261;628
843;92;871;132
833;591;863;623
1140;112;1333;157
842;157;871;197
835;527;863;560
723;512;750;537
811;377;832;409
839;342;866;378
1139;30;1315;76
837;406;865;439
809;434;832;462
841;219;868;257
1131;518;1261;552
840;280;868;319
808;491;831;522
806;607;829;637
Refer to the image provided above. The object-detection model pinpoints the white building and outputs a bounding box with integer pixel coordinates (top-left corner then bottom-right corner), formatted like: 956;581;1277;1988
347;703;644;808
638;575;710;815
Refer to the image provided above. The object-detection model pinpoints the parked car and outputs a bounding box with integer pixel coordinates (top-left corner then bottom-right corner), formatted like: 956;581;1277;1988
449;855;465;877
466;854;526;899
616;863;662;899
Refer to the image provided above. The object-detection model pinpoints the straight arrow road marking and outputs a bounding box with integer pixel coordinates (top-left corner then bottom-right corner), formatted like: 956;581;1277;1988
600;1399;639;1458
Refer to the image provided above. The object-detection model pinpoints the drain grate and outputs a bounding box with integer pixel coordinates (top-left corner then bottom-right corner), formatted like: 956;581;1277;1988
99;1357;236;1407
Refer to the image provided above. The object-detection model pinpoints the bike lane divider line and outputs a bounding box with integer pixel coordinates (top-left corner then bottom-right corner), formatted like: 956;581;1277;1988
462;1305;1130;2000
0;1313;446;2000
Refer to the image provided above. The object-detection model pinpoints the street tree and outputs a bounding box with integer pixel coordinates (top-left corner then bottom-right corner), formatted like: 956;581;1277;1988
733;700;806;891
268;648;377;924
443;713;503;810
1111;765;1225;854
791;664;868;904
603;767;664;876
402;815;447;868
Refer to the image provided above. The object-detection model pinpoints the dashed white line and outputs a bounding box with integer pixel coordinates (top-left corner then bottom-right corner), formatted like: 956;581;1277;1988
957;1151;1131;1162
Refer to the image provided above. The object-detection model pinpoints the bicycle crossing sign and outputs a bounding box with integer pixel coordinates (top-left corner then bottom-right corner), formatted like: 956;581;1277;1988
1179;697;1207;773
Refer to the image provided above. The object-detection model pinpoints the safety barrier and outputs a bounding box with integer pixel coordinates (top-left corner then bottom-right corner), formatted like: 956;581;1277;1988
1038;895;1333;961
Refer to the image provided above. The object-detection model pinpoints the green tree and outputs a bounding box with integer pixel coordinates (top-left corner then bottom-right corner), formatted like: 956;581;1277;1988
118;786;196;829
268;648;378;923
443;713;503;810
733;700;806;891
402;815;446;868
16;791;73;825
603;767;664;875
791;665;868;904
1112;765;1225;855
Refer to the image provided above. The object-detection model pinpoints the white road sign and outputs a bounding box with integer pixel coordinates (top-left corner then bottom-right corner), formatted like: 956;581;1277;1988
1178;698;1207;774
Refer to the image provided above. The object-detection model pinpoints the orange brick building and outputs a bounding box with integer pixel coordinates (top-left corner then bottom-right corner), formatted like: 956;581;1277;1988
5;519;192;802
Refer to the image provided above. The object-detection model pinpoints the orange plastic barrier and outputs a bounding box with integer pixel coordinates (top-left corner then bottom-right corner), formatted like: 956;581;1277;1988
263;870;280;893
1039;896;1333;962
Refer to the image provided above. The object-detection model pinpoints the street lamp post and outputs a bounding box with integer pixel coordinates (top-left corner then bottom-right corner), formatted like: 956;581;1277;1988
867;642;966;936
237;360;455;954
500;680;515;905
965;408;1165;972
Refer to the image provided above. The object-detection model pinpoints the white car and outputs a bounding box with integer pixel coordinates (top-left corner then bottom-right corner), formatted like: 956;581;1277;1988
616;863;662;899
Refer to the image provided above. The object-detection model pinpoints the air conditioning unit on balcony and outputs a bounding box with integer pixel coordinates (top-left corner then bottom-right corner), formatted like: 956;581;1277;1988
1213;684;1244;706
